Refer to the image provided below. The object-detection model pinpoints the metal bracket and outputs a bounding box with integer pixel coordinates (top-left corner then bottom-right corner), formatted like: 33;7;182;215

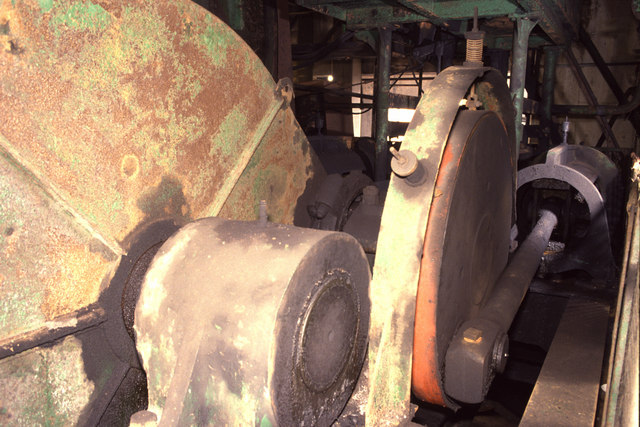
275;77;294;109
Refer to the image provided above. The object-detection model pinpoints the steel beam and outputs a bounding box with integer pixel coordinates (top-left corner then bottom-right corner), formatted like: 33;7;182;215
601;174;640;427
515;0;578;46
577;26;640;145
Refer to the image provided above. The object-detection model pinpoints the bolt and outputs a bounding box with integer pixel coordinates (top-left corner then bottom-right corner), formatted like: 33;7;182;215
130;410;158;427
463;327;483;343
389;147;405;164
389;147;418;177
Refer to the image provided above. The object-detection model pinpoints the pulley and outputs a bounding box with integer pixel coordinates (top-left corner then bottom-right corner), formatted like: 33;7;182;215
412;109;514;405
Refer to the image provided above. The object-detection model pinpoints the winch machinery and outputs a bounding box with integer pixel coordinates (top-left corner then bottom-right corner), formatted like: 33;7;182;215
0;0;630;426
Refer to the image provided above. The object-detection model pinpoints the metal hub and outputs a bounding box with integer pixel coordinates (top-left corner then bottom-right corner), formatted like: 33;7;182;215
298;270;360;392
134;218;371;426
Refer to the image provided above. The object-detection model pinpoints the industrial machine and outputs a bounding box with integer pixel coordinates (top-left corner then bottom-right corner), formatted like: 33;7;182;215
0;0;638;426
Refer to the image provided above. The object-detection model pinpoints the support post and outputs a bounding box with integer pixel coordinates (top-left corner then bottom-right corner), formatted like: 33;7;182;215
510;17;537;158
541;46;560;123
541;46;560;150
375;26;392;182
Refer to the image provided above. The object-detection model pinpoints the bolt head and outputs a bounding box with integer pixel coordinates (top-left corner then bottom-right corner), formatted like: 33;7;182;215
463;327;483;343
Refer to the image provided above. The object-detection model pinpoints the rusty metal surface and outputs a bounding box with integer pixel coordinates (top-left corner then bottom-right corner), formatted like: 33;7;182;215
0;336;96;425
366;66;514;424
0;149;116;338
134;218;370;426
0;0;324;423
0;0;311;245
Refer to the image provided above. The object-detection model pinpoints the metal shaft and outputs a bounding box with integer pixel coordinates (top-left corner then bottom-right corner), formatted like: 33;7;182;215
479;209;558;332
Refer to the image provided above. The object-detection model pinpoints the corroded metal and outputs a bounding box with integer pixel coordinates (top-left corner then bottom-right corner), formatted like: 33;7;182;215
516;0;580;45
134;218;370;426
0;0;323;423
366;66;515;423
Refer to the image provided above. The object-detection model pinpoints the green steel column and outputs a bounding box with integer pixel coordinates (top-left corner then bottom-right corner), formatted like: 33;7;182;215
375;27;392;182
510;17;537;158
541;46;560;123
223;0;245;31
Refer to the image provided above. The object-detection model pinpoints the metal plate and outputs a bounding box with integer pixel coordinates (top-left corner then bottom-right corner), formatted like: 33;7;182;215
413;110;513;405
520;299;609;426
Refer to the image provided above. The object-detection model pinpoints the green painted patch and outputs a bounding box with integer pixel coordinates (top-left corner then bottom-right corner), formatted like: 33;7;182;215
260;414;273;427
38;0;53;13
199;15;238;67
49;1;111;34
209;104;248;158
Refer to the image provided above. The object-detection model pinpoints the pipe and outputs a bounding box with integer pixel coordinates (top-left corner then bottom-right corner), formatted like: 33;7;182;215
553;84;640;116
510;17;537;157
478;209;558;332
